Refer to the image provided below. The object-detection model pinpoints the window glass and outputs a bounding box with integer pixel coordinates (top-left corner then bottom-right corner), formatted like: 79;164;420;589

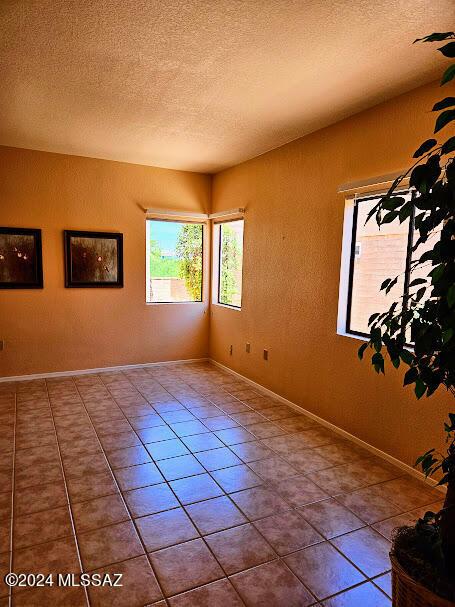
146;220;203;303
410;219;443;303
218;220;244;308
348;196;410;335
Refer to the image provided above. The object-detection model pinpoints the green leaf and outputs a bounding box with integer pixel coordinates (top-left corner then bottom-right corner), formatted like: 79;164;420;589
391;358;400;369
365;201;381;225
385;277;398;294
419;249;434;264
371;326;381;338
372;352;384;374
442;328;454;344
441;64;455;85
415;286;427;301
400;350;414;365
414;32;454;43
410;155;441;194
415;379;426;399
438;41;455;58
442;136;455;154
447;284;455;308
404;367;418;385
398;202;413;222
437;474;449;486
381;211;398;224
358;342;368;360
415;449;435;466
434;109;455;133
413;138;437;157
368;313;380;326
433;97;455;111
382;197;405;211
430;264;444;283
409;278;427;288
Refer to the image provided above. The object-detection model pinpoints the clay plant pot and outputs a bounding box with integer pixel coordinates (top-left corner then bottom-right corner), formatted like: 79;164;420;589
391;554;455;607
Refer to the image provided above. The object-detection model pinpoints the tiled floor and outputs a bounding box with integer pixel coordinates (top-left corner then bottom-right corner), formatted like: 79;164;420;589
0;362;444;606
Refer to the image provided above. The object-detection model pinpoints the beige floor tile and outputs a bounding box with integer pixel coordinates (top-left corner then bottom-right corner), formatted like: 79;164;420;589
230;560;316;607
150;538;223;597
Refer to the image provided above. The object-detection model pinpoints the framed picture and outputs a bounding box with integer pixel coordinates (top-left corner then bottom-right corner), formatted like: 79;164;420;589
64;230;123;288
0;227;43;289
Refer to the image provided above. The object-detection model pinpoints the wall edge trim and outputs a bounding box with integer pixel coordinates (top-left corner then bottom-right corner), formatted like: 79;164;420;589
210;358;445;493
0;358;209;383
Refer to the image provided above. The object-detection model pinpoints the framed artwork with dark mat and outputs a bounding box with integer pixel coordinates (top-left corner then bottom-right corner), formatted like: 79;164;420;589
64;230;123;288
0;227;43;289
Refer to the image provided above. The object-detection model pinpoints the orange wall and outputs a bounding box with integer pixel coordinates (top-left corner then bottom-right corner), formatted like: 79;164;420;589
0;147;211;376
0;82;451;469
210;81;451;468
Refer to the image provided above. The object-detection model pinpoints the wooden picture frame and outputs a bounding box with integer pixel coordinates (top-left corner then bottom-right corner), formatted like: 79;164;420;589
64;230;123;288
0;227;43;289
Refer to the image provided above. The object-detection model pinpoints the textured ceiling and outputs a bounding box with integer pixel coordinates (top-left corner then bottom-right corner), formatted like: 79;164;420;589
0;0;452;173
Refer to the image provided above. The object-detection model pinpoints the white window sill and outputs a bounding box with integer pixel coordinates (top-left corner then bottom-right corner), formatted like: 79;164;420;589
146;301;204;306
336;329;368;342
211;302;242;311
337;328;414;353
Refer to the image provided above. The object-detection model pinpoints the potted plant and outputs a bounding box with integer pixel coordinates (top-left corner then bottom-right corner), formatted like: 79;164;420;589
357;31;454;606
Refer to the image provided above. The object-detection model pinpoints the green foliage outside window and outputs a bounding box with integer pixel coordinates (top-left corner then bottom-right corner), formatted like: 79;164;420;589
176;224;203;300
219;225;241;305
149;239;179;277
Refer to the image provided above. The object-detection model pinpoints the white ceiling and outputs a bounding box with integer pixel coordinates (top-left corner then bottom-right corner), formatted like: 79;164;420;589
0;0;451;173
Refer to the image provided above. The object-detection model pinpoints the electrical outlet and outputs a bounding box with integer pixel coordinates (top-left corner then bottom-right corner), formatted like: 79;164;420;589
0;340;4;351
246;342;250;353
229;345;233;355
263;349;268;361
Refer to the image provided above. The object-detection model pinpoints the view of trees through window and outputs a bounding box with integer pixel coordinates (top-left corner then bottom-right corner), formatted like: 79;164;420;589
218;219;244;308
147;220;203;303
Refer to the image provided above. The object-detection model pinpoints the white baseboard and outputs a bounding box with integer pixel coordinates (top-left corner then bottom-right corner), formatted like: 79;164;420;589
210;358;445;494
0;357;209;383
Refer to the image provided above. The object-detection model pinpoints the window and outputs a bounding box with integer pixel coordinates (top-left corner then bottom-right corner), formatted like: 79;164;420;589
146;220;203;303
213;219;244;308
343;190;442;338
346;193;410;336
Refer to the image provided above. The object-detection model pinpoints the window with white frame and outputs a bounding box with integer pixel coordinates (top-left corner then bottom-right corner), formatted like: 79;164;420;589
338;189;442;339
146;219;204;303
212;219;244;308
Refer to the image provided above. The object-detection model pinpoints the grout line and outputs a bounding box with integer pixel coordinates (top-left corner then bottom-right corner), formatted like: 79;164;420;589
147;368;394;601
6;363;402;605
131;369;318;603
164;370;351;603
209;359;446;493
171;367;400;600
43;378;91;607
105;368;252;604
14;425;434;529
11;438;430;539
75;372;172;606
110;371;246;604
7;388;17;607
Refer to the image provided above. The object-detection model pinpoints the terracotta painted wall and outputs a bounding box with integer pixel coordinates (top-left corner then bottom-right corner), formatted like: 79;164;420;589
210;81;451;468
0;147;211;376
